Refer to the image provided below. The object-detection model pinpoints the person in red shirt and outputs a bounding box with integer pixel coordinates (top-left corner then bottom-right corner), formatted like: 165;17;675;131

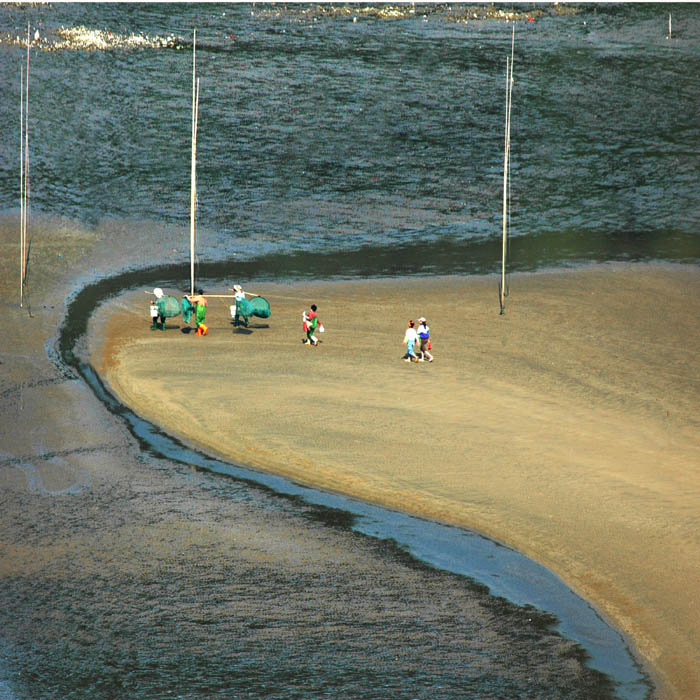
303;304;320;345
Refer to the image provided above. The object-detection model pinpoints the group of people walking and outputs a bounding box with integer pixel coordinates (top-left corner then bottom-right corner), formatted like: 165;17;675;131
149;284;260;336
402;317;433;363
149;288;434;364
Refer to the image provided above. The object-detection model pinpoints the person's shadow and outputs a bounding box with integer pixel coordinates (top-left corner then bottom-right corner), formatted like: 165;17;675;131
232;322;269;334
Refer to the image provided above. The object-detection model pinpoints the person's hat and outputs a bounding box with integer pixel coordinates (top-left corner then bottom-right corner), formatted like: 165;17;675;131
153;287;164;298
418;317;426;322
233;284;242;291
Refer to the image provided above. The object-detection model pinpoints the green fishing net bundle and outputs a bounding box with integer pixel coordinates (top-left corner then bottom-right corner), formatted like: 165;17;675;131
156;296;182;318
249;297;271;318
236;297;271;319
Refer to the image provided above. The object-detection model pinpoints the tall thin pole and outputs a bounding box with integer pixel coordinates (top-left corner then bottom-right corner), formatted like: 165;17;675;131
25;22;30;278
20;25;30;307
500;56;509;315
190;29;197;296
20;65;24;306
194;77;200;267
500;28;514;315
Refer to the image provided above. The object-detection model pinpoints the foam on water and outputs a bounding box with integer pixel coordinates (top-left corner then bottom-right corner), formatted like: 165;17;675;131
0;25;186;51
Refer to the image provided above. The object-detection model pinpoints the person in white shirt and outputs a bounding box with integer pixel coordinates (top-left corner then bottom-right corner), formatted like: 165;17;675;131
416;317;433;362
149;300;159;330
402;320;419;362
230;284;258;327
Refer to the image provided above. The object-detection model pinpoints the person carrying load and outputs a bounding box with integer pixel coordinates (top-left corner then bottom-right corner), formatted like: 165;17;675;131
186;289;209;335
151;287;180;331
231;284;264;327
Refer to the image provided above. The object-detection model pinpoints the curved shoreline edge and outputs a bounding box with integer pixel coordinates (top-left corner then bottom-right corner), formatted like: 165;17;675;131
86;262;699;700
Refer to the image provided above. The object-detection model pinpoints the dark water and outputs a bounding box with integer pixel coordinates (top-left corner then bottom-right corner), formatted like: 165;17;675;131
0;2;699;270
1;3;697;699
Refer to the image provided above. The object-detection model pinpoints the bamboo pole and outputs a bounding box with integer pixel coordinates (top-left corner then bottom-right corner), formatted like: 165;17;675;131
190;29;197;296
20;25;30;307
145;290;317;302
507;27;514;254
499;28;514;315
24;24;30;286
20;65;24;306
192;78;200;293
500;56;509;315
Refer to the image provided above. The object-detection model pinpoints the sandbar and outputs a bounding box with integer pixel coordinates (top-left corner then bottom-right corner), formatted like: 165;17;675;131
92;263;700;699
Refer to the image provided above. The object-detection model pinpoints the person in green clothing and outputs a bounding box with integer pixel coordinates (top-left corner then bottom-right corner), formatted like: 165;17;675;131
186;289;208;335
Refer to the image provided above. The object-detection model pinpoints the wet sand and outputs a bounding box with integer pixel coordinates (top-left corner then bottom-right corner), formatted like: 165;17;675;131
0;219;628;699
93;264;700;699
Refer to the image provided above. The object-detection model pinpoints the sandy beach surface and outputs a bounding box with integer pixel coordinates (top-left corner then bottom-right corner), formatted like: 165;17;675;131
92;264;700;699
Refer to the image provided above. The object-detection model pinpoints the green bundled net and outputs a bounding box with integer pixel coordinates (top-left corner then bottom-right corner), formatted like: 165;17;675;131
237;297;270;320
156;296;181;318
249;296;271;318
